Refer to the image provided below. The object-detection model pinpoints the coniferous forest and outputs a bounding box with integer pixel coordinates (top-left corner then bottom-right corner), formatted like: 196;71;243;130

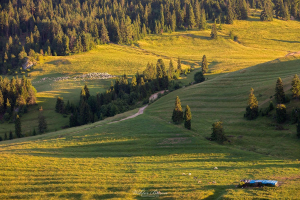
0;0;299;74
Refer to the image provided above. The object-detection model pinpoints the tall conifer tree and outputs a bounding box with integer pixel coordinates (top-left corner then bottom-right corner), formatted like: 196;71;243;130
245;88;259;120
172;96;183;124
275;77;285;103
292;74;300;99
202;55;208;74
184;105;192;129
15;115;21;138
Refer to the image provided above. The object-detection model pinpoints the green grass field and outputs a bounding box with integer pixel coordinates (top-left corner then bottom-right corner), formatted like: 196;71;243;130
0;13;300;199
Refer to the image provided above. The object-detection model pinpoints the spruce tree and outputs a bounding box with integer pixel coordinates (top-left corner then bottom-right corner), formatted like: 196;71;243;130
4;133;7;140
211;121;227;143
131;76;137;91
210;21;218;39
199;9;207;29
226;0;234;24
33;128;36;136
260;0;273;21
276;104;286;123
245;88;259;120
168;59;174;79
177;57;182;73
84;84;90;100
275;77;285;103
38;107;47;133
187;4;196;29
80;87;87;103
184;105;192;129
100;20;110;44
9;131;13;140
172;96;183;124
202;55;208;74
292;74;300;99
15;115;22;138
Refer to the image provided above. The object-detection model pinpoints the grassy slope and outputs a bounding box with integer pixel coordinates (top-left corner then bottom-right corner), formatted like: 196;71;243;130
0;56;300;199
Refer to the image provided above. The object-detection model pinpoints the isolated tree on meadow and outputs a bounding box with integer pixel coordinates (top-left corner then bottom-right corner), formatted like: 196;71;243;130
9;131;13;140
184;105;192;129
245;88;259;120
194;71;205;83
210;21;218;39
202;55;208;74
292;74;300;99
38;107;47;133
172;96;183;124
275;77;285;103
15;115;22;138
211;121;227;143
276;104;286;123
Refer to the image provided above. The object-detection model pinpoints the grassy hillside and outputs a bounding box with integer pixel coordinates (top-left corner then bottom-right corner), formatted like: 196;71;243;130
0;55;300;199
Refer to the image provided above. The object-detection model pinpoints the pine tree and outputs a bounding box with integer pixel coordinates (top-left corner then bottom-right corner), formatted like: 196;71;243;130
4;133;7;140
33;128;36;136
172;96;183;124
131;76;137;91
177;57;182;73
260;0;273;21
283;2;290;20
211;121;227;143
276;104;286;123
184;105;192;129
202;55;208;74
292;74;300;99
275;0;285;19
210;21;218;39
84;84;90;100
6;98;11;114
38;107;47;133
160;4;164;31
55;97;64;113
80;87;87;103
187;3;196;29
275;77;285;103
79;101;92;125
15;115;22;138
9;131;13;140
245;88;259;120
240;0;248;20
100;20;110;44
168;59;174;79
199;9;207;29
226;0;234;24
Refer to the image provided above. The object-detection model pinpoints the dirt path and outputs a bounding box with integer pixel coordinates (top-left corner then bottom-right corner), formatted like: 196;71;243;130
285;51;300;57
107;90;167;124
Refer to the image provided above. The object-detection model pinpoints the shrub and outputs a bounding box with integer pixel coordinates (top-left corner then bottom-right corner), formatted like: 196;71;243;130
276;104;286;123
194;71;205;83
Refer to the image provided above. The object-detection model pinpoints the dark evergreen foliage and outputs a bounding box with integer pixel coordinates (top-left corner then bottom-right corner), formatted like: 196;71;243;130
245;88;259;120
297;120;300;138
55;97;65;114
211;22;218;39
184;105;192;130
9;130;13;140
276;104;287;123
38;107;47;133
211;121;227;143
0;76;36;114
202;55;208;74
15;115;22;138
172;96;183;124
292;74;300;99
275;77;285;104
194;71;205;83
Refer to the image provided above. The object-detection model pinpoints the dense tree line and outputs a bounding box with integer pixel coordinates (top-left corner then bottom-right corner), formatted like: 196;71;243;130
0;75;36;122
1;0;298;74
55;58;184;127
